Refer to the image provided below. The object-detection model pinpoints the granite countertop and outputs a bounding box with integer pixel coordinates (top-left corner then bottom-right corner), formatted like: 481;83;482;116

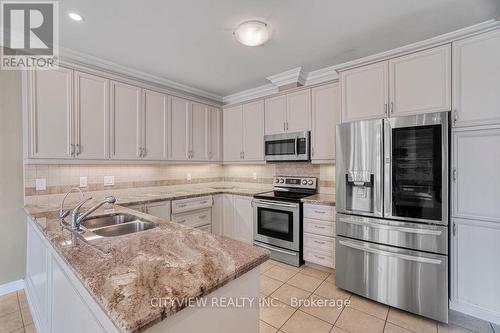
301;193;336;206
26;205;269;333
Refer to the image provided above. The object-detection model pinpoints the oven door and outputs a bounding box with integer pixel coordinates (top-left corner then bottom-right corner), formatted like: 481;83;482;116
384;112;449;225
264;131;310;161
253;199;300;251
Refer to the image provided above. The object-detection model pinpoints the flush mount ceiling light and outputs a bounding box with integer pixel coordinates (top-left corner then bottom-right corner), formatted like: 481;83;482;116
233;20;271;46
68;12;84;21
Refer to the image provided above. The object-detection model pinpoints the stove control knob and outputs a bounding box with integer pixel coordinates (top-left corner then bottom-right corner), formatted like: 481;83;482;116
279;178;284;183
308;180;314;185
302;180;307;185
275;178;280;183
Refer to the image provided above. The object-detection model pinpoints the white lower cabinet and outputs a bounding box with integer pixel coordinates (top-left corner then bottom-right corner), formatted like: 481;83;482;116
219;194;254;244
143;201;171;220
451;218;500;323
303;204;336;269
211;194;223;236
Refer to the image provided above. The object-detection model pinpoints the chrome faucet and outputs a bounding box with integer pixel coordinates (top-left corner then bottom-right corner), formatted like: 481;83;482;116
70;196;116;231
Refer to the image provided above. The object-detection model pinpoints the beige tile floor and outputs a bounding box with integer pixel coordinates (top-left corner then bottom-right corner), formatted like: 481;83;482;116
0;268;497;333
259;259;499;333
0;290;36;333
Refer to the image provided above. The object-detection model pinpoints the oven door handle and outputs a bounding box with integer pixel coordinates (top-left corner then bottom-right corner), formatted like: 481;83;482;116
253;199;299;209
338;239;442;265
254;242;299;256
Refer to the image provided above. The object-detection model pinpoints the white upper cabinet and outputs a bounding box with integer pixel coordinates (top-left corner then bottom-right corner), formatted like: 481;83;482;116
190;102;209;161
452;29;500;128
242;100;264;161
142;90;168;160
265;95;287;134
389;44;451;117
169;96;190;160
311;83;340;161
341;61;388;122
110;81;142;160
29;67;73;159
452;127;500;223
286;89;311;132
223;105;244;162
208;107;222;161
74;71;109;160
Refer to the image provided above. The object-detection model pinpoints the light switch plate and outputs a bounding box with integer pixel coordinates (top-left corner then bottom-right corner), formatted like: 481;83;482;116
35;178;46;191
186;173;192;181
79;176;88;188
103;176;114;186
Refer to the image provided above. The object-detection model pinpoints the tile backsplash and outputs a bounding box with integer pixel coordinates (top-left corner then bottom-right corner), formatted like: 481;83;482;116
24;162;335;205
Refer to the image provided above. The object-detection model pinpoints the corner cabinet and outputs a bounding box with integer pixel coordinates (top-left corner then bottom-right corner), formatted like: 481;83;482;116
452;29;500;128
223;100;264;162
28;67;74;159
340;44;451;122
311;83;340;162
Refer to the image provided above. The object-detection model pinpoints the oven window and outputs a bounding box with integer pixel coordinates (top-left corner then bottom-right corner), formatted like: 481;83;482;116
257;207;293;242
265;139;295;155
392;125;442;221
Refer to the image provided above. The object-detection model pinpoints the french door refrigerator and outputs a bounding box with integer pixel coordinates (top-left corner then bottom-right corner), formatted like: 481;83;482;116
335;111;449;322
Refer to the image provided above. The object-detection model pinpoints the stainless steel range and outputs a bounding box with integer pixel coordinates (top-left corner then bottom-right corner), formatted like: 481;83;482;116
335;111;449;322
253;176;317;267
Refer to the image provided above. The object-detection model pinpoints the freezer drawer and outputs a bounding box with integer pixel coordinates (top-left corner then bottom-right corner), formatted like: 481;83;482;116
336;213;447;254
335;237;448;322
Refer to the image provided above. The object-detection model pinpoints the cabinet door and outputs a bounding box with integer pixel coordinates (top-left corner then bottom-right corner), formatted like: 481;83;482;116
223;105;243;162
51;258;105;333
265;95;287;134
145;201;171;219
169;96;190;160
222;194;234;238
191;102;209;161
208;107;222;161
233;196;254;244
451;218;500;319
29;67;73;158
340;61;388;122
286;89;311;132
389;44;451;117
453;128;500;223
74;71;109;159
212;195;223;236
453;30;500;128
242;100;264;161
311;83;340;161
143;90;168;160
110;81;142;159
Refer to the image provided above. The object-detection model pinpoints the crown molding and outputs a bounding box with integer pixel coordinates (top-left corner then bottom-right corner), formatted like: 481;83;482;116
333;19;500;72
222;83;277;106
305;65;339;85
266;66;306;87
59;47;223;103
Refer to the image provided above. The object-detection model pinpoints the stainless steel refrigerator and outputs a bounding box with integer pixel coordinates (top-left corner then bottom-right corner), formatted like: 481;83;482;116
335;111;449;322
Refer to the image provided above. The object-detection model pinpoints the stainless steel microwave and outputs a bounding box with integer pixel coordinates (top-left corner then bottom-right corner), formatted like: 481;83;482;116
264;131;310;161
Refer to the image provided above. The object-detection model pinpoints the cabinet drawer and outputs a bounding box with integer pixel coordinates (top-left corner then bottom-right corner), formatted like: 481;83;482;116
172;196;212;214
171;208;212;228
197;224;212;233
304;204;335;221
304;218;335;237
304;233;335;253
304;248;335;268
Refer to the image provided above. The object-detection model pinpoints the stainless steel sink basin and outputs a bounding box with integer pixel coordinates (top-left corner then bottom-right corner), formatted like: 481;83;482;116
80;213;158;238
91;221;157;237
81;213;138;230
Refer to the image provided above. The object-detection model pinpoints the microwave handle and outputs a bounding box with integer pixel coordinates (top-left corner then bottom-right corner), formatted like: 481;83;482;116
295;136;298;156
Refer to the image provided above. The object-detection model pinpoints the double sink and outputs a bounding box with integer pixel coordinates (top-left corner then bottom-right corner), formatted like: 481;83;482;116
80;213;158;238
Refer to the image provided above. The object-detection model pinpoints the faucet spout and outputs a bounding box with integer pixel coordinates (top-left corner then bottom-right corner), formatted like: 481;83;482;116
70;196;116;231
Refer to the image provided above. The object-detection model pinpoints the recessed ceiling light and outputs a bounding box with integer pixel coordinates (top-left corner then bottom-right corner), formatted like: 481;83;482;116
68;12;84;21
234;20;271;47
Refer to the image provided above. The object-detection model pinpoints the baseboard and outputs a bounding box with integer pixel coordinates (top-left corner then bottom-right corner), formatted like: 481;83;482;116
0;279;24;296
450;300;500;325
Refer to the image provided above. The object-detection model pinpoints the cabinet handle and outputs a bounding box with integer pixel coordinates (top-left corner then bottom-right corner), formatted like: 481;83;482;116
311;147;314;157
384;103;388;116
314;225;326;229
453;109;458;125
177;204;187;208
142;147;147;157
177;219;186;224
75;144;81;156
314;240;326;245
70;144;75;156
286;122;289;131
138;147;142;158
283;122;286;131
390;101;394;115
314;255;326;260
199;215;207;219
452;168;457;182
242;151;245;160
314;210;326;214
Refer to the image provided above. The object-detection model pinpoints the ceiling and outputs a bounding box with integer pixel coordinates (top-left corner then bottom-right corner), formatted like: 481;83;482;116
58;0;500;98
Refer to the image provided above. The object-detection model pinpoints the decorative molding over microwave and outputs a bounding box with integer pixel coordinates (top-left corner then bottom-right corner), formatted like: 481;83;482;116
266;66;307;88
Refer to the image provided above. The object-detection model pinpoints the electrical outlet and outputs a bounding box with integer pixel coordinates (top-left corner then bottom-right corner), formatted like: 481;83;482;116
35;178;46;191
186;173;192;181
79;176;88;188
103;176;114;186
252;172;257;180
